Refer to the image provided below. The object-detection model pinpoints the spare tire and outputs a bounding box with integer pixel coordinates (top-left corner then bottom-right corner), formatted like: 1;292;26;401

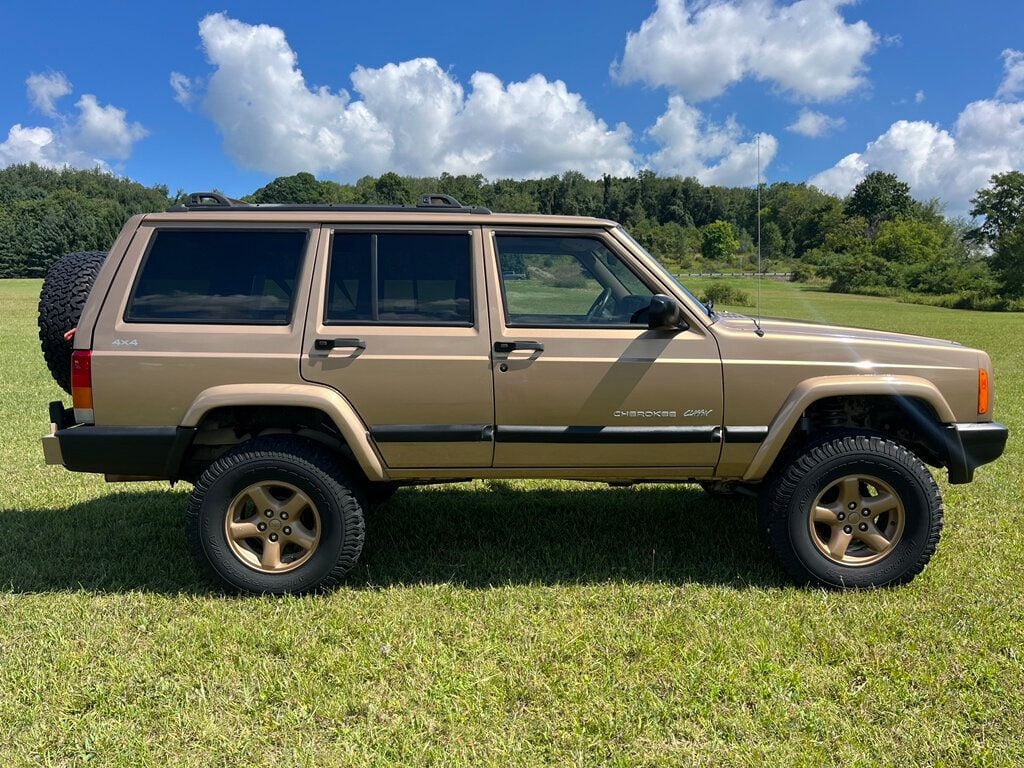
38;251;107;393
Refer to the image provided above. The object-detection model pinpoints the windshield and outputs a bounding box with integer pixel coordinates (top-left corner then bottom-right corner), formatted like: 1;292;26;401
616;226;712;318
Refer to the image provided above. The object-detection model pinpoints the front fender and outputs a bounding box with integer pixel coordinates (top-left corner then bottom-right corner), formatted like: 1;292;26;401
742;374;956;482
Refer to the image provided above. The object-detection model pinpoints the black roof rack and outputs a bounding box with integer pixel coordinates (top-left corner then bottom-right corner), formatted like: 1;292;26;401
172;191;491;214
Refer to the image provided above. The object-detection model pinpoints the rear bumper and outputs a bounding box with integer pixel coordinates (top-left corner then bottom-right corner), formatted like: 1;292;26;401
944;422;1009;484
42;401;195;479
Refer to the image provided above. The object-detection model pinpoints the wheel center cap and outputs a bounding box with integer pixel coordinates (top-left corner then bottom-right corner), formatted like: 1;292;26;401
269;519;283;531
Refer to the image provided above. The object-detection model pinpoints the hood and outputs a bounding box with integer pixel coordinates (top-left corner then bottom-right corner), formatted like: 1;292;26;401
712;311;964;350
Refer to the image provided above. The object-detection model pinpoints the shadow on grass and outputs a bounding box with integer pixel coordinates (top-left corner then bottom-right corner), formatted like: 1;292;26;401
0;483;785;594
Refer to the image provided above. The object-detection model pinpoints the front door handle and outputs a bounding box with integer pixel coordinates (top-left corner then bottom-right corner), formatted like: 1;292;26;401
493;341;544;354
314;337;367;352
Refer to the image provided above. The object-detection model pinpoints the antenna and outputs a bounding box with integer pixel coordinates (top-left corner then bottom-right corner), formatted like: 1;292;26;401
753;136;765;337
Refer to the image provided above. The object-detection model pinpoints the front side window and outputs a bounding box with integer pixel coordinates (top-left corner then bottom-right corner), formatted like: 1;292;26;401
127;229;307;324
495;234;654;327
326;232;473;325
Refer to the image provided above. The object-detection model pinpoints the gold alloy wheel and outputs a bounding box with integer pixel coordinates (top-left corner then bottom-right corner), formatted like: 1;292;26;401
225;481;322;573
809;474;906;566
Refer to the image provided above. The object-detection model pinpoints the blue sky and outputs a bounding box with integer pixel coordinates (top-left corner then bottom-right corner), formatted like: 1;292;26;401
1;1;1023;212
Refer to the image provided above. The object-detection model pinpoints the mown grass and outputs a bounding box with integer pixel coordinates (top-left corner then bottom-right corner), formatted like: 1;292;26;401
1;277;1021;766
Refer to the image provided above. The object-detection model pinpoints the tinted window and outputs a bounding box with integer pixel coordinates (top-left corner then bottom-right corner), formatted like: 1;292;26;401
127;229;307;324
495;235;653;326
326;232;473;325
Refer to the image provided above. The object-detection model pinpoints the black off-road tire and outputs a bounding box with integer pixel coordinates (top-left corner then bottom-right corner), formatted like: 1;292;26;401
38;250;107;393
186;435;366;595
759;433;943;589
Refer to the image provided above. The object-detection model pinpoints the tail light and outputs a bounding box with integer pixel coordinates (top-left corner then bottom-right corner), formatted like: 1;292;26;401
978;368;990;415
71;349;94;422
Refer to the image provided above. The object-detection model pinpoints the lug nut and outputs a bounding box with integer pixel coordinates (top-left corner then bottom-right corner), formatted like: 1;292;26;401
269;533;279;542
862;509;871;516
264;509;274;518
257;522;267;532
280;511;289;520
848;502;857;510
837;512;846;521
283;526;291;535
859;522;869;531
843;525;853;534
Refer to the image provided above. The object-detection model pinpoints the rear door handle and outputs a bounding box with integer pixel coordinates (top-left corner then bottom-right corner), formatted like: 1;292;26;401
493;341;544;354
314;337;366;352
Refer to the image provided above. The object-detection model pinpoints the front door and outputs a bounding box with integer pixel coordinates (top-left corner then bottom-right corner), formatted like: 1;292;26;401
301;225;494;468
485;228;723;471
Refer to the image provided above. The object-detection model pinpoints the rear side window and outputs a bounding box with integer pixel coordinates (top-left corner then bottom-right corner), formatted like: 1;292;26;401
325;232;473;325
127;229;308;324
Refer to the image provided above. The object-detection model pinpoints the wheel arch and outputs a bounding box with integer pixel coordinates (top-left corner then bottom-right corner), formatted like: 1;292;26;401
180;383;387;482
743;375;956;482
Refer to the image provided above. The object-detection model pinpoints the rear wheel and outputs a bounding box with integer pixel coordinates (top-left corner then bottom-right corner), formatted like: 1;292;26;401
760;433;943;589
186;435;365;595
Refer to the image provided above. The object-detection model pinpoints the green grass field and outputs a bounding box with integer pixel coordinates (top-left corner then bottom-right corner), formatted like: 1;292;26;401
1;277;1021;767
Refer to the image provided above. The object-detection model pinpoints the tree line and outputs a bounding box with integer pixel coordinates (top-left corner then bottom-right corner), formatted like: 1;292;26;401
1;163;1021;309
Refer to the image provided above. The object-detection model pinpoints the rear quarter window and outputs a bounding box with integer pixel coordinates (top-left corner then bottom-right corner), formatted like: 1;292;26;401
126;229;308;324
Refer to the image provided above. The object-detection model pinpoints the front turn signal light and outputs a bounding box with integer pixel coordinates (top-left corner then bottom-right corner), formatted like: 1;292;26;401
978;368;989;414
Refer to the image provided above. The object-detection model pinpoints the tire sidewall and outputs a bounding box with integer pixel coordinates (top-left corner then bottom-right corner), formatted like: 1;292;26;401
785;449;936;588
197;457;349;594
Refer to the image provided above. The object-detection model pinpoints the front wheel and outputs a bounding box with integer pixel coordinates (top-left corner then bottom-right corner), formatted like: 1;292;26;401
759;434;943;589
186;436;365;595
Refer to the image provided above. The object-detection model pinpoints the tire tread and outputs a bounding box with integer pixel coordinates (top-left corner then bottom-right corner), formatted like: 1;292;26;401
185;435;365;594
37;250;108;393
760;432;943;588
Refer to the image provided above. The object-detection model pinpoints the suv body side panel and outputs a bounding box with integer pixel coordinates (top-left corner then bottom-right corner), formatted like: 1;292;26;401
300;225;495;469
180;382;387;481
484;226;724;470
710;319;983;480
73;214;146;352
89;222;318;426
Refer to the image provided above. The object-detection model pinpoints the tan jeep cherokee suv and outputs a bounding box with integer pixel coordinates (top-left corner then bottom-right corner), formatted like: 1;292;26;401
38;192;1008;594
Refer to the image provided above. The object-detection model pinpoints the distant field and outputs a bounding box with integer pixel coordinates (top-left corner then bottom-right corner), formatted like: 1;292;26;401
1;277;1021;766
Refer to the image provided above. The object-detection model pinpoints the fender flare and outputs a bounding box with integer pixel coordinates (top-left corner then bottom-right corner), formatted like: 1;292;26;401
742;374;956;482
180;383;387;482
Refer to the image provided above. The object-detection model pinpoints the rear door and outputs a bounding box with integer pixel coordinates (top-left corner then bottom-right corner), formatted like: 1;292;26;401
485;227;723;471
91;223;315;427
301;225;494;468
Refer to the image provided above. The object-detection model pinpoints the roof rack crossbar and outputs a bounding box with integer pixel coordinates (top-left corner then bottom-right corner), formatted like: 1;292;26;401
183;191;246;209
172;191;492;214
417;193;463;208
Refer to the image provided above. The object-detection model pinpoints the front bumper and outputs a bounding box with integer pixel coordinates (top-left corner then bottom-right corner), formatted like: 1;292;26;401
944;422;1009;484
42;401;195;479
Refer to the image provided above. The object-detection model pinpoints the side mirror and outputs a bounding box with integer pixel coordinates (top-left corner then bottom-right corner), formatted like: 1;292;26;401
647;294;687;330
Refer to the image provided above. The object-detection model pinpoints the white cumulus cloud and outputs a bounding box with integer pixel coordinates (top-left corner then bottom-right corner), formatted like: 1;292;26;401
787;108;845;138
0;74;147;169
26;72;72;117
647;96;778;185
614;0;877;102
189;12;636;179
170;72;194;106
810;53;1024;213
997;49;1024;99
